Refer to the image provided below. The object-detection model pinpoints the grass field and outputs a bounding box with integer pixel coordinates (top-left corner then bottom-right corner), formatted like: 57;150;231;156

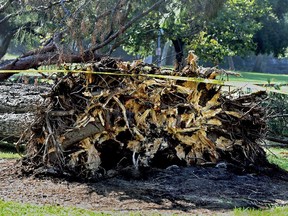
2;53;18;60
220;71;288;84
266;147;288;171
0;200;111;216
0;199;287;216
0;152;20;159
0;142;22;159
234;206;288;216
217;71;288;94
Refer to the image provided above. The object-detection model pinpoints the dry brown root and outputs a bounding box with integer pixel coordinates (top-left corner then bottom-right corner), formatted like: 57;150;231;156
21;54;268;179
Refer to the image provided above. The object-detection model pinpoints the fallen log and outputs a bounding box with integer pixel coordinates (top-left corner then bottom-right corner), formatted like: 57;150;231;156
0;83;49;141
0;113;33;142
0;83;47;113
20;54;269;179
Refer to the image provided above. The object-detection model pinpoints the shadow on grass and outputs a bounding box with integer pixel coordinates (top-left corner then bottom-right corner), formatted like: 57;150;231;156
0;141;25;153
0;141;24;159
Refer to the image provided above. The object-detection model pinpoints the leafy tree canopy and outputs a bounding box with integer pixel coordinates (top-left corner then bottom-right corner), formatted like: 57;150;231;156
253;0;288;57
0;0;168;60
190;0;270;64
122;0;226;69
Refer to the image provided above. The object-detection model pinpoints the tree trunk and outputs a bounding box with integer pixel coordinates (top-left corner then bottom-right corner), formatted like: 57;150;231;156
0;113;34;142
227;56;235;71
0;49;99;81
172;38;185;71
160;41;171;66
0;83;49;141
253;54;264;72
0;32;13;60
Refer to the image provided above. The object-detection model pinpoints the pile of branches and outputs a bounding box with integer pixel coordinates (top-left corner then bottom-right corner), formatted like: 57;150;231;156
21;54;268;179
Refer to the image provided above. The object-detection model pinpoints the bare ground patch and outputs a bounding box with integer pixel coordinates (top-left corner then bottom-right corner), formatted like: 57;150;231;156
1;159;288;215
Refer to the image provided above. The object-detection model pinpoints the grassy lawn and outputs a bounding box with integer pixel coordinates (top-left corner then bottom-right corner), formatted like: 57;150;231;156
0;197;287;216
0;152;20;159
0;200;112;216
234;206;288;216
0;142;21;159
266;147;288;171
2;53;18;60
219;71;288;85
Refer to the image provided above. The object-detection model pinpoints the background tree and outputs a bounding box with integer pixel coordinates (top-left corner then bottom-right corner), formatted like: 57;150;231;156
253;0;288;71
123;0;226;69
188;0;270;68
188;0;288;71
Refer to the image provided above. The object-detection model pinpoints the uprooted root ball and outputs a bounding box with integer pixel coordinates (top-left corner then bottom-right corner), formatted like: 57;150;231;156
21;54;268;179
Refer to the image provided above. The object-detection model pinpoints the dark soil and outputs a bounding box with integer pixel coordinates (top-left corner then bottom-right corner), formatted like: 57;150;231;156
1;159;288;215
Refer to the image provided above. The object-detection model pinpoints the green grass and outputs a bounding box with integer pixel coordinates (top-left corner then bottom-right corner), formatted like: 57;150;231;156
0;152;20;159
266;147;288;171
0;141;24;159
0;200;111;216
234;206;288;216
219;71;288;85
2;53;18;60
0;199;287;216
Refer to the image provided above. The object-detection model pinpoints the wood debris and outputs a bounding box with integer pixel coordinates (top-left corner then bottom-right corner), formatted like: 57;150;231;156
21;53;268;179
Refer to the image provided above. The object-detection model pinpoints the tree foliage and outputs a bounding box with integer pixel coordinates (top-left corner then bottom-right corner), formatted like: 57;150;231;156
0;0;170;81
253;0;288;57
0;0;168;60
191;0;288;64
189;0;269;64
123;0;226;63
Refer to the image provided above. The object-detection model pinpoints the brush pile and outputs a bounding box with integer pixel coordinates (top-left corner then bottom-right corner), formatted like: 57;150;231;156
21;53;268;179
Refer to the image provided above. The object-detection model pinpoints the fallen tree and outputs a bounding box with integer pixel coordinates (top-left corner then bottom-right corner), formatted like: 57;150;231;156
0;0;168;82
0;83;49;142
19;53;269;179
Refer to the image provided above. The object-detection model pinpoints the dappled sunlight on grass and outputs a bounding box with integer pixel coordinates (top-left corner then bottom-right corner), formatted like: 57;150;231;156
2;53;18;60
266;147;288;171
218;71;288;85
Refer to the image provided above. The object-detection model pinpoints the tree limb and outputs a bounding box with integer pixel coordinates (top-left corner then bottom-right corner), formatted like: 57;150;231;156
268;114;288;118
266;136;288;145
0;0;168;81
0;0;74;25
0;0;14;13
87;0;168;54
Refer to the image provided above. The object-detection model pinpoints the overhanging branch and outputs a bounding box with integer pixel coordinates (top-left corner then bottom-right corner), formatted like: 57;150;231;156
87;0;168;53
0;0;14;13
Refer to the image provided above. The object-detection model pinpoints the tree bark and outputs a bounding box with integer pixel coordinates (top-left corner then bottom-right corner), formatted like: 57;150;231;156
0;83;49;141
227;56;235;71
0;51;100;81
253;54;264;72
0;32;13;60
266;136;288;145
61;122;105;150
172;38;185;71
161;41;171;66
0;113;34;142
